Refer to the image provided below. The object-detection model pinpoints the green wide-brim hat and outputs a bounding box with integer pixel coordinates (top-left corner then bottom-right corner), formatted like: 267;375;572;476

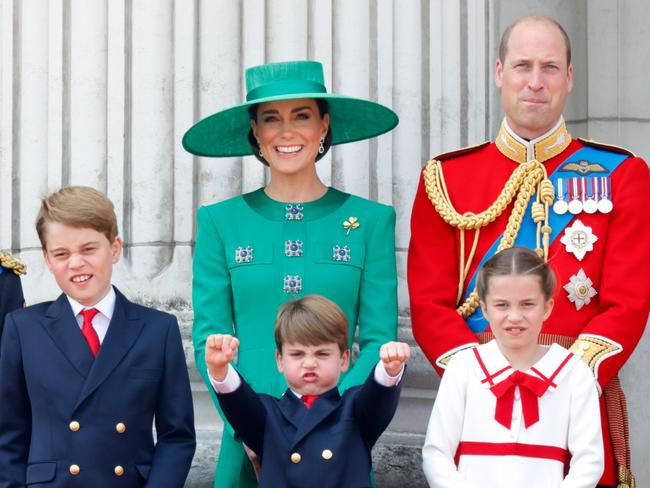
182;60;399;157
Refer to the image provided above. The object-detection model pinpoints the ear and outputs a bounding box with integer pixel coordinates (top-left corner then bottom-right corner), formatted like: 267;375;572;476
321;113;330;139
111;236;123;264
495;58;504;88
275;349;284;373
43;249;54;273
251;119;258;140
543;298;554;322
339;348;350;373
480;300;490;322
566;63;574;93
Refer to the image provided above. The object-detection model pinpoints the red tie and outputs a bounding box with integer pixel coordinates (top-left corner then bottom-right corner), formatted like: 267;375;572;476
301;394;318;409
80;308;101;357
490;370;550;429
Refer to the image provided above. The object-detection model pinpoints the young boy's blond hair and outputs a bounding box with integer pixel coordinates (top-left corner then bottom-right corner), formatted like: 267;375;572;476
35;186;118;248
275;295;349;353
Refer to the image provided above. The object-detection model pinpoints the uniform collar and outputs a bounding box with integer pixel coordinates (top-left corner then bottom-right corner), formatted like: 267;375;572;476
495;117;571;164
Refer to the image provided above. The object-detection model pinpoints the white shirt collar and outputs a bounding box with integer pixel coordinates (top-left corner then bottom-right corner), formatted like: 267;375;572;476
67;286;116;319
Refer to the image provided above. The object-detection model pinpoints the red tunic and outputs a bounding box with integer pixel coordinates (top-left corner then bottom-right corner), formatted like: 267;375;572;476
408;124;650;486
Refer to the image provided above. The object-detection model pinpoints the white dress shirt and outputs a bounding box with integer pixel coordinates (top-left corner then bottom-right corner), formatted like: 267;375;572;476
66;286;116;344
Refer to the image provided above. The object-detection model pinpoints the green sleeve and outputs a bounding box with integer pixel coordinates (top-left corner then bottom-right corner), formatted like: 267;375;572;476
340;205;398;391
192;206;235;432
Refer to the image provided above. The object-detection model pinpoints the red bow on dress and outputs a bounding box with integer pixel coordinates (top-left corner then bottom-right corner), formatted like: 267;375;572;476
490;370;549;429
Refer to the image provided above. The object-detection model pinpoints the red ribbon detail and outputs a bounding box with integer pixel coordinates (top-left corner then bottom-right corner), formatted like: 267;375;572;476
490;371;549;429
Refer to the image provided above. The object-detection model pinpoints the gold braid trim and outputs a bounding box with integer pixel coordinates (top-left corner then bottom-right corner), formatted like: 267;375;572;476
0;251;27;276
569;336;622;378
423;158;553;318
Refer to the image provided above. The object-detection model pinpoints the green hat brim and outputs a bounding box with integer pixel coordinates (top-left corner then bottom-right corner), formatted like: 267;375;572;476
182;93;398;157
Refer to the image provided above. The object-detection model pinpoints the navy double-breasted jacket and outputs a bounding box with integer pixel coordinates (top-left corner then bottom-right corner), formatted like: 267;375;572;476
217;369;402;488
0;287;195;487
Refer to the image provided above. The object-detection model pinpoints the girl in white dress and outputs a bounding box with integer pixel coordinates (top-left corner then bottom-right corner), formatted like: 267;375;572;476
422;247;603;488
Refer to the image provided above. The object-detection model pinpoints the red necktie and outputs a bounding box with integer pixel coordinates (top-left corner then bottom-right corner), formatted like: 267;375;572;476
301;394;318;409
80;308;101;357
490;370;549;429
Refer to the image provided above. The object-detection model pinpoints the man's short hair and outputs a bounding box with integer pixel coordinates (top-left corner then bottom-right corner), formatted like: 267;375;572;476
498;15;572;66
36;186;119;249
275;295;349;354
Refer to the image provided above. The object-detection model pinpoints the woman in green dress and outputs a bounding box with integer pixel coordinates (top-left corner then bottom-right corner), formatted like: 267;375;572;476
183;60;399;487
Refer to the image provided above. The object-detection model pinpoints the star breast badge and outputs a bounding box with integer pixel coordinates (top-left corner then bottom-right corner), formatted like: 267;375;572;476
560;219;598;261
563;268;597;310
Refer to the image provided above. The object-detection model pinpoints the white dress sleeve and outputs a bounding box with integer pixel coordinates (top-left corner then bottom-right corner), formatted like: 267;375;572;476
559;360;604;488
422;352;479;488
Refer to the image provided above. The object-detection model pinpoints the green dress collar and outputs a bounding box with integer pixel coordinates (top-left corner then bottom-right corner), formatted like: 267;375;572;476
242;187;349;221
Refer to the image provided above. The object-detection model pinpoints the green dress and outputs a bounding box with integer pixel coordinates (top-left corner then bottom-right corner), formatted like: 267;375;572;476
192;187;398;487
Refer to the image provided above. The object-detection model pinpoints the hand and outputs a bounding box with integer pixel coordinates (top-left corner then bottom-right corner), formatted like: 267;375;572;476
205;334;240;381
380;341;410;377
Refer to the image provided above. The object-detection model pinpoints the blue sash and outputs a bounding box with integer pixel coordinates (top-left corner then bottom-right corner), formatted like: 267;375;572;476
464;146;628;332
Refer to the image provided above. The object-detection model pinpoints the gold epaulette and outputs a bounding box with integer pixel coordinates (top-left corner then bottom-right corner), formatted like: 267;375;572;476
578;138;636;158
432;141;491;163
0;251;27;276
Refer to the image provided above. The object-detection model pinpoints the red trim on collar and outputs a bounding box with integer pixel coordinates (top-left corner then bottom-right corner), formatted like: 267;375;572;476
473;347;511;387
530;352;574;389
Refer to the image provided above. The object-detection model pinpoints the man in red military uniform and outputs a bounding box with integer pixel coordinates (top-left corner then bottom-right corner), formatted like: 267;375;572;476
408;15;650;487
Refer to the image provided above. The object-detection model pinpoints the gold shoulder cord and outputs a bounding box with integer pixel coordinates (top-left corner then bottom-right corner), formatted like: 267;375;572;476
0;252;27;276
423;158;554;318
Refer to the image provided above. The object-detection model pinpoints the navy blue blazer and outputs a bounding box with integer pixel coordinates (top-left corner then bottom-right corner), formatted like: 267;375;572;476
0;287;195;488
217;368;402;488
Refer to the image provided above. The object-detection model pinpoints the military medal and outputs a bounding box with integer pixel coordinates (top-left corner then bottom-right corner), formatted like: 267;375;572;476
597;176;613;214
552;178;569;215
583;177;598;214
560;219;598;261
563;268;597;310
568;177;583;214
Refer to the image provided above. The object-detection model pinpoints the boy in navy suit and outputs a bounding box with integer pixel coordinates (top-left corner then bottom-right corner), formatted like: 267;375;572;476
206;294;410;487
0;186;195;487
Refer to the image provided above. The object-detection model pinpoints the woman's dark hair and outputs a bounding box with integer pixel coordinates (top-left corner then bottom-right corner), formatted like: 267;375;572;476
247;98;332;165
476;247;556;301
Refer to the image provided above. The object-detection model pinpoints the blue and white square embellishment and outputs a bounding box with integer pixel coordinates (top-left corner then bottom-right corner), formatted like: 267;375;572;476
283;275;302;294
235;246;253;263
285;240;303;257
332;245;351;262
285;204;304;220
